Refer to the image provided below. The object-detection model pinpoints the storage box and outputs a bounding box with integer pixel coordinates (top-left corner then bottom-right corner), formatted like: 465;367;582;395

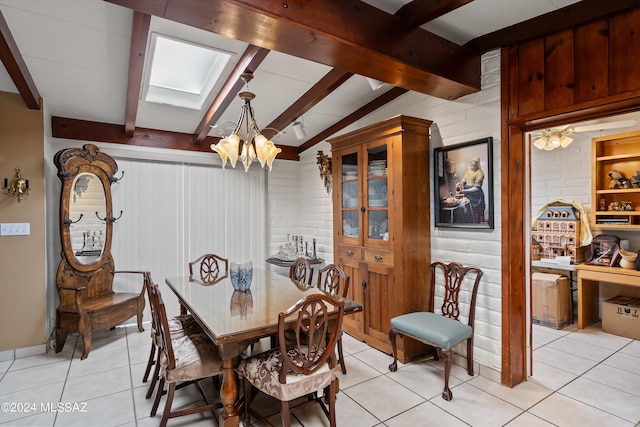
602;296;640;340
532;273;571;329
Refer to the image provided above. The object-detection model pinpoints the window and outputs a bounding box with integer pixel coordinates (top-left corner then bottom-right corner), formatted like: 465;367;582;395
145;33;232;110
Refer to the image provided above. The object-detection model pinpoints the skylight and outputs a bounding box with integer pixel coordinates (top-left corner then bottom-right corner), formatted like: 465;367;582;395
145;33;232;110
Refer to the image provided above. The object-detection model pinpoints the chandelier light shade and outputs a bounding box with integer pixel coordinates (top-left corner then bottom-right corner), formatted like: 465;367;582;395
533;128;574;151
210;73;282;172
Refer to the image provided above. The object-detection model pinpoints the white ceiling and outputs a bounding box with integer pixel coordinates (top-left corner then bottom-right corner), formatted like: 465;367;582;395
4;0;625;151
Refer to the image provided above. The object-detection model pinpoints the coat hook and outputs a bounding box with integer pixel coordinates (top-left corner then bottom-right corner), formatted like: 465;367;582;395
96;210;124;223
110;210;124;223
110;171;125;183
63;211;83;226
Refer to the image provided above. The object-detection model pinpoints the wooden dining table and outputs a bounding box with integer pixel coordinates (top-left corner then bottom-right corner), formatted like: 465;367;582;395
165;268;362;427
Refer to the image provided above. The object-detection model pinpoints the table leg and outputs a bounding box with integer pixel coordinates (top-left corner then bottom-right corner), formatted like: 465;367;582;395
219;358;239;427
577;276;600;329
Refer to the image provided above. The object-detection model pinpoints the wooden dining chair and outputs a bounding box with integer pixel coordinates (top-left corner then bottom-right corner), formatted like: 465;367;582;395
317;263;350;374
239;293;344;427
388;261;483;401
148;283;223;427
288;257;314;287
141;278;201;399
189;253;229;282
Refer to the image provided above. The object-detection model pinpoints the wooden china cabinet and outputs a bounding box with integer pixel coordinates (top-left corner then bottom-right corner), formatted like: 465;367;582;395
328;115;432;362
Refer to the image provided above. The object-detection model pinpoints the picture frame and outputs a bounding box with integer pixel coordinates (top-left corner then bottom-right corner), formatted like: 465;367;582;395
434;137;494;229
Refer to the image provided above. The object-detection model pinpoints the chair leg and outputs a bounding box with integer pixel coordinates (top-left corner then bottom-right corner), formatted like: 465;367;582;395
466;337;474;376
243;376;252;427
337;337;347;374
280;400;292;427
151;378;165;416
388;328;400;372
142;342;155;383
328;380;337;427
441;349;453;401
159;382;176;427
146;350;162;399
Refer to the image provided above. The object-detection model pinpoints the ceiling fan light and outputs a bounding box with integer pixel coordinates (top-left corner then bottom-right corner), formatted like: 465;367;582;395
533;136;548;150
560;135;573;148
548;134;561;148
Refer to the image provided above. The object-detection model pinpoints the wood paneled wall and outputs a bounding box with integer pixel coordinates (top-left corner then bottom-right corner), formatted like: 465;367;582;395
512;8;640;120
501;7;640;387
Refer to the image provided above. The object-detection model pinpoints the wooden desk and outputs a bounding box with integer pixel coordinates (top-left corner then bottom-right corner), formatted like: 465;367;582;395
166;269;361;427
575;264;640;328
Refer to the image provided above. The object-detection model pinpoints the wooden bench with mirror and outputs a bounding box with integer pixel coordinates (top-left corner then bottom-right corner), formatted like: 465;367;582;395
54;144;149;359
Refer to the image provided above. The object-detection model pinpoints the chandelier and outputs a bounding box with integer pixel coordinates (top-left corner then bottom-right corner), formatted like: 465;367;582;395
533;128;574;151
210;72;282;172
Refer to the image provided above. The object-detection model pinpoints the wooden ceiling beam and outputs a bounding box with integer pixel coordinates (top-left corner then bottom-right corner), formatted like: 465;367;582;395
465;0;640;53
0;10;40;109
105;0;480;100
51;116;299;160
263;69;354;139
297;86;409;153
395;0;474;28
193;45;269;143
124;12;151;137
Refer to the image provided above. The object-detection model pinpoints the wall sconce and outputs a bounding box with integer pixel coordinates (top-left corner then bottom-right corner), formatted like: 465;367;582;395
3;168;29;202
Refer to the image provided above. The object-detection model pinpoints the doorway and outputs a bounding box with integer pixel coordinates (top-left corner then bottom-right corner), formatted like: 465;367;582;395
525;112;640;379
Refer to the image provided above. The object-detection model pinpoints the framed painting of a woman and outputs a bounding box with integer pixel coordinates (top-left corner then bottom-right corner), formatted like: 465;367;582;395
434;137;494;229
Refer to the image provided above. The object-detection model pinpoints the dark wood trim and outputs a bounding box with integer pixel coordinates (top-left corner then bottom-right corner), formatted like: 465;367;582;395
52;116;299;160
105;0;481;100
466;0;640;54
395;0;474;28
297;87;409;154
262;69;353;139
124;12;151;136
193;45;270;143
0;10;40;109
500;47;526;387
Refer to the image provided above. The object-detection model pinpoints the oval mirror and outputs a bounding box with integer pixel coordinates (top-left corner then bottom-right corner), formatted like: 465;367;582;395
69;172;107;265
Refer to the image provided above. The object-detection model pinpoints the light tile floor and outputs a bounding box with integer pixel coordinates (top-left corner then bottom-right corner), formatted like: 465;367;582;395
1;322;639;426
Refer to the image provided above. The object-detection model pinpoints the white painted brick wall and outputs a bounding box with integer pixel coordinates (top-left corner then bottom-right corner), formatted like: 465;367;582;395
268;51;504;372
267;141;334;264
266;50;640;373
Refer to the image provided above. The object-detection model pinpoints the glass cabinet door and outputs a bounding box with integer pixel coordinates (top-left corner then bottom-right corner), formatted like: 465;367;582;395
341;152;360;238
366;144;389;242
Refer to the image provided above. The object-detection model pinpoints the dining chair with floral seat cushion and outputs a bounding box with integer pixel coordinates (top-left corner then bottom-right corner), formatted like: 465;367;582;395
266;258;316;351
238;293;345;427
388;261;483;401
148;283;223;427
288;257;314;287
141;277;202;399
317;263;350;374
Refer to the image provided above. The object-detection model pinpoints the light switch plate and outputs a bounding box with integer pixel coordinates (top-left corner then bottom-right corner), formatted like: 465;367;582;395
0;223;31;236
